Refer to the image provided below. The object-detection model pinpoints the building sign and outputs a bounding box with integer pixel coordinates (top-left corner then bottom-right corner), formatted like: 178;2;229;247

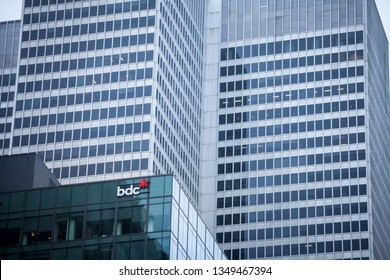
117;178;150;197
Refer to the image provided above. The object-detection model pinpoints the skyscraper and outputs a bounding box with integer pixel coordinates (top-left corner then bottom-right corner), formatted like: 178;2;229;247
0;20;20;156
1;0;389;261
3;0;205;205
201;0;390;259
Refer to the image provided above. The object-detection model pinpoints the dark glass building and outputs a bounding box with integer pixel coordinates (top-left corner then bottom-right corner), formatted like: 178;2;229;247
0;174;226;260
0;153;60;192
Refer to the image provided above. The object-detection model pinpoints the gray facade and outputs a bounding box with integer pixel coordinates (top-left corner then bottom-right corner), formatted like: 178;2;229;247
0;20;20;156
1;0;389;261
365;0;390;260
0;0;206;205
201;0;389;260
0;153;60;192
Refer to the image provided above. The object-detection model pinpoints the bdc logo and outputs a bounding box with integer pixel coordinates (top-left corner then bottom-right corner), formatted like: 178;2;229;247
117;178;150;197
117;185;141;196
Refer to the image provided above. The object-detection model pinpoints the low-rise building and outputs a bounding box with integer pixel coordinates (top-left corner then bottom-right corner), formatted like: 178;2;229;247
0;174;226;260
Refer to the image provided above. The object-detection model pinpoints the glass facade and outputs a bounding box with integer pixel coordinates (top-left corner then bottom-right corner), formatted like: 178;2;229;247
201;0;389;260
0;175;225;260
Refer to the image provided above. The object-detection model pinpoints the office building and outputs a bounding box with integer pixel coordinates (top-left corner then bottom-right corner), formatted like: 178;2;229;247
0;174;225;259
201;0;390;260
4;0;204;205
1;0;389;261
0;20;21;156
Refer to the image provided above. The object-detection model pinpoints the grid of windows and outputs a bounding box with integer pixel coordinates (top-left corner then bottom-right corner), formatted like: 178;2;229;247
15;86;151;111
219;66;364;92
217;220;369;243
20;32;154;59
9;0;206;200
218;132;365;158
13;121;150;147
0;20;20;69
216;184;367;206
17;67;153;93
199;0;390;261
214;14;370;255
219;99;364;125
216;166;366;189
219;82;364;108
218;116;365;141
20;51;154;77
221;0;363;42
38;140;149;163
217;149;365;174
0;123;12;134
14;103;151;130
0;139;10;149
23;0;156;25
21;16;155;42
53;158;149;179
223;238;369;260
153;0;205;203
366;0;390;260
0;74;17;87
11;0;163;186
215;202;368;223
221;50;363;77
220;31;363;61
217;165;366;182
0;91;14;102
0;107;13;118
0;20;20;156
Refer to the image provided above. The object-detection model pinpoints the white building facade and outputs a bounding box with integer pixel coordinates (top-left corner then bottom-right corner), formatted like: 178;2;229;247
4;0;205;205
201;0;390;260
